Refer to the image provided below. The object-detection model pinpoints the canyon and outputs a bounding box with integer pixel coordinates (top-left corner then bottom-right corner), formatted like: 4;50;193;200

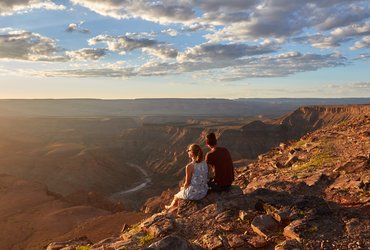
0;100;369;249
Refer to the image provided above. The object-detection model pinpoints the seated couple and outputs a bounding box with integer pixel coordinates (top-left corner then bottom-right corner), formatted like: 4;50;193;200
165;133;234;212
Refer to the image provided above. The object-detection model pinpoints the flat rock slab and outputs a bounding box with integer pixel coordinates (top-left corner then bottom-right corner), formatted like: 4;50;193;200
251;214;280;238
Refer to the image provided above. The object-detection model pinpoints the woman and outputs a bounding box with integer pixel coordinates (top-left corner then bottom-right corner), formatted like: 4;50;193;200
165;144;208;211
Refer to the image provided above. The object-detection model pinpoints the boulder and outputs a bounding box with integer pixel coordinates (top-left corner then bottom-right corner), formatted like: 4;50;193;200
202;233;223;249
247;235;268;248
251;214;280;238
226;234;245;248
46;236;92;250
145;217;175;237
283;220;303;242
147;235;191;250
275;239;303;250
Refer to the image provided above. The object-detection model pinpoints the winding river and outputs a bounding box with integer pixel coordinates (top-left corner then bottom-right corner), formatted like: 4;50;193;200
110;163;151;198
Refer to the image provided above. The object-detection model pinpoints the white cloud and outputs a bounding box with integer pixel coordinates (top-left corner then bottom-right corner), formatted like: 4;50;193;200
351;36;370;50
66;23;90;34
0;30;66;61
202;1;369;42
66;48;106;61
88;34;158;53
71;0;195;24
88;33;179;59
0;30;107;62
142;45;178;59
0;0;65;16
41;51;347;81
350;82;370;89
161;28;178;37
354;53;370;60
177;43;276;63
294;22;370;49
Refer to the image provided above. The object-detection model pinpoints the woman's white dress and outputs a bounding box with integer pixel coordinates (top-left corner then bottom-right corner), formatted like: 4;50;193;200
175;160;208;200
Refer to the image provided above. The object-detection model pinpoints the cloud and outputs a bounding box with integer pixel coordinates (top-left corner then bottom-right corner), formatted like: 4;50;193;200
88;34;158;54
177;43;276;62
181;23;215;33
70;1;369;47
353;53;370;61
41;51;347;81
350;82;370;89
202;1;369;42
71;0;195;24
88;33;178;59
66;23;90;34
0;0;65;16
295;22;370;49
142;45;178;59
0;30;66;61
66;48;106;61
0;30;107;62
351;36;370;50
325;81;370;95
161;28;178;37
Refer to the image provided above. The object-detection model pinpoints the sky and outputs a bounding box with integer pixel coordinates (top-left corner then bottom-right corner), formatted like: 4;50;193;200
0;0;369;99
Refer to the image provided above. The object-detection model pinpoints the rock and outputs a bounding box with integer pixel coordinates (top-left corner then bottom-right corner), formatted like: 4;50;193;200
303;173;331;187
108;240;133;249
284;220;303;242
141;213;166;229
147;235;191;250
46;236;92;250
226;234;245;248
202;233;223;249
284;155;299;167
275;239;303;250
215;210;234;223
248;235;268;248
239;210;248;221
251;214;280;238
93;237;117;247
272;209;291;224
345;218;362;237
275;162;284;168
146;217;174;237
280;143;287;150
177;185;243;218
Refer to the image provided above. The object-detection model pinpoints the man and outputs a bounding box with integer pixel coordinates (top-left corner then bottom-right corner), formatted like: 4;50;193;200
205;132;234;192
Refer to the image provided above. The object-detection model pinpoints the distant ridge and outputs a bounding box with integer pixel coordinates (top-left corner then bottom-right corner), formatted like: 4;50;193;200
0;98;369;118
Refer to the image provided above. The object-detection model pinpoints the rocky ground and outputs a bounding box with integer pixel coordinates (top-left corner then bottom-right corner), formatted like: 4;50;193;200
47;107;369;250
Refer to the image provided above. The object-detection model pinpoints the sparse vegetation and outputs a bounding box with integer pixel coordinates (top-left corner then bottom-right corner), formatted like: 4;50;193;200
128;222;142;235
298;210;305;217
292;140;338;172
138;233;155;246
306;225;319;233
292;138;309;149
76;246;90;250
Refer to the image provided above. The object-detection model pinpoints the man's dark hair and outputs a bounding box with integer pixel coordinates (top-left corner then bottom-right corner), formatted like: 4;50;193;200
206;132;217;146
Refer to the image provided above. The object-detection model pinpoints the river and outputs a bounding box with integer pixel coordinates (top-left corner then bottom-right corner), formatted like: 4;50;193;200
110;163;151;198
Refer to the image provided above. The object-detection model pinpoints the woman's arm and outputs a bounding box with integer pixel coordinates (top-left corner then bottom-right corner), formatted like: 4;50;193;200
183;163;194;189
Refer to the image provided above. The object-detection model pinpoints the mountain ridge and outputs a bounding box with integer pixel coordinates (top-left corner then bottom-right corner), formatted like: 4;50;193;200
0;98;368;117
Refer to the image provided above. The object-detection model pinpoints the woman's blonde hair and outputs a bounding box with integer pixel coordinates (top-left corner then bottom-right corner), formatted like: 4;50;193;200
188;144;203;163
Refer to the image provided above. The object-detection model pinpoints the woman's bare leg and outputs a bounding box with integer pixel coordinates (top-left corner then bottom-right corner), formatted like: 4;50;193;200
165;196;179;210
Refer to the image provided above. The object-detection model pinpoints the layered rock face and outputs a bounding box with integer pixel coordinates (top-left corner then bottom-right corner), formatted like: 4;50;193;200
47;106;370;249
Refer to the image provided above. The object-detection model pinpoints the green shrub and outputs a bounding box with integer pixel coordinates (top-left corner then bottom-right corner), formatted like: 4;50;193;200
76;246;90;250
138;233;155;246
